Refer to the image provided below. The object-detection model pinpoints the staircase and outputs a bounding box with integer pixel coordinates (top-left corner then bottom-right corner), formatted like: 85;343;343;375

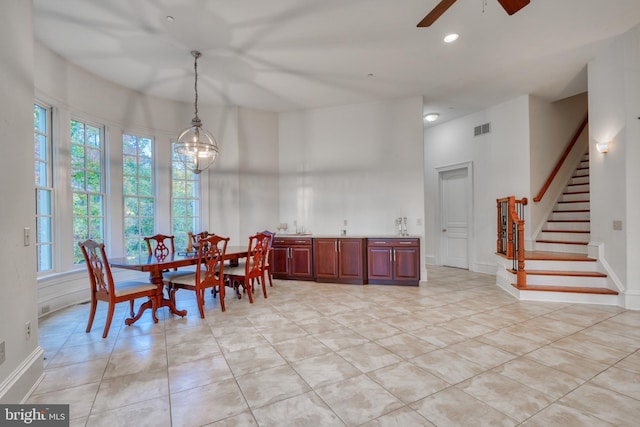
505;152;620;304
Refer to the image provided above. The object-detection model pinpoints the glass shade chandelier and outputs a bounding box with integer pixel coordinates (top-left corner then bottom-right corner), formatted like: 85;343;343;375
174;50;219;174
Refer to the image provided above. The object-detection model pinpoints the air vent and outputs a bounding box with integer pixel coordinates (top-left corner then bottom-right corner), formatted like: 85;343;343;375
474;122;491;136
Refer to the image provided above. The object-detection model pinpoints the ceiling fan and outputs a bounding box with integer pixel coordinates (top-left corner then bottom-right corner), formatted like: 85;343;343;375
417;0;530;27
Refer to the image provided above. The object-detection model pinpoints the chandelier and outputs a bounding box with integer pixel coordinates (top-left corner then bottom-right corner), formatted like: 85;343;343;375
174;50;219;174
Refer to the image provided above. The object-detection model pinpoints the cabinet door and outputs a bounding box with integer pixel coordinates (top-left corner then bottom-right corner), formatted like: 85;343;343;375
394;247;420;282
314;239;338;279
367;246;393;281
339;239;364;280
290;246;313;278
271;246;290;277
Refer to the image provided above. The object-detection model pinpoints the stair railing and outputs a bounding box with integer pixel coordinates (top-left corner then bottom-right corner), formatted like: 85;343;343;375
533;116;588;202
497;196;528;287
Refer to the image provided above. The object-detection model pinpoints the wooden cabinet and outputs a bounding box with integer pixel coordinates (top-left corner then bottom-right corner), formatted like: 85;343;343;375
367;238;420;286
314;238;366;284
272;237;313;280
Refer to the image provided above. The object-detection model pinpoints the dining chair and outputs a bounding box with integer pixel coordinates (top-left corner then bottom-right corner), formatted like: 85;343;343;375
143;233;187;287
257;230;275;288
166;235;230;317
78;239;159;338
186;230;210;252
224;232;270;303
143;233;175;258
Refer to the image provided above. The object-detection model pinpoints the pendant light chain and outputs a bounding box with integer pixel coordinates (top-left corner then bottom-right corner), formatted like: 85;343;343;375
193;51;199;120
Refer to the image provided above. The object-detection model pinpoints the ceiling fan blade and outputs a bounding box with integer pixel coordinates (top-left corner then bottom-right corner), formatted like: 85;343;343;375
497;0;530;15
417;0;458;27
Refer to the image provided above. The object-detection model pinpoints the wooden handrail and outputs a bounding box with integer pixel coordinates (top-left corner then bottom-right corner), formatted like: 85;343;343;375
533;116;588;203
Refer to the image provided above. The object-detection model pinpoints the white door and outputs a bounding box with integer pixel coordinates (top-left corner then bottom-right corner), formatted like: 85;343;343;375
440;167;470;269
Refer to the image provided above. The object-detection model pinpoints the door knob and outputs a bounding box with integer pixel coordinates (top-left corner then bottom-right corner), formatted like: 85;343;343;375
442;229;447;232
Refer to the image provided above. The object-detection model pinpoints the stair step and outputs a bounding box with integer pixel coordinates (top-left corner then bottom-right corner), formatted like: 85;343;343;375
535;241;588;254
540;230;590;233
539;231;590;243
536;240;588;245
560;192;590;202
522;270;606;287
549;211;590;221
569;176;589;185
544;221;590;231
573;166;589;176
566;183;590;193
524;251;593;261
556;201;590;210
524;270;606;277
511;284;618;295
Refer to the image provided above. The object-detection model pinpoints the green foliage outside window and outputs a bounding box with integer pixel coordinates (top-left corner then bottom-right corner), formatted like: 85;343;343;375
171;145;200;251
71;119;104;264
123;134;155;256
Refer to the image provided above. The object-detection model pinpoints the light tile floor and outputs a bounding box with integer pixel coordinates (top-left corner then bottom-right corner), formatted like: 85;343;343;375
30;267;640;426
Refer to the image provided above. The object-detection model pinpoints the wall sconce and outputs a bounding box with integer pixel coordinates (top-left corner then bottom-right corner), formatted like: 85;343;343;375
596;141;610;153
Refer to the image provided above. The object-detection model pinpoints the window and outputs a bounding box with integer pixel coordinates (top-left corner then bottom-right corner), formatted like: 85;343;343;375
171;145;200;251
71;120;105;264
123;134;154;256
35;103;54;272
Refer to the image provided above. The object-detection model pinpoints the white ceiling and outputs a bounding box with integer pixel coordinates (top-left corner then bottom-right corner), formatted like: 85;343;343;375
33;0;640;123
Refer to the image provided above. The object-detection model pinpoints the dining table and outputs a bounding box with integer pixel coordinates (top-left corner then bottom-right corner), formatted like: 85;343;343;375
109;245;248;325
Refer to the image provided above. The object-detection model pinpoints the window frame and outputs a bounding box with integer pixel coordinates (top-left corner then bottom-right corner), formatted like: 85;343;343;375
70;117;106;265
122;133;156;256
170;143;202;251
34;102;55;274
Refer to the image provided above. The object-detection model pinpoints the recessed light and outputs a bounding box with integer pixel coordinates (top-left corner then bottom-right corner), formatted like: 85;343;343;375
444;33;459;43
424;113;440;122
166;15;175;22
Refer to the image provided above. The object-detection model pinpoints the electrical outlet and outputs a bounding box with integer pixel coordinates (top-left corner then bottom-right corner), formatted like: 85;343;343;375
0;341;5;365
26;321;31;340
24;227;30;246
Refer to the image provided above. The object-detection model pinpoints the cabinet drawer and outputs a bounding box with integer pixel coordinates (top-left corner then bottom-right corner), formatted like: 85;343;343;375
367;238;419;247
274;237;312;246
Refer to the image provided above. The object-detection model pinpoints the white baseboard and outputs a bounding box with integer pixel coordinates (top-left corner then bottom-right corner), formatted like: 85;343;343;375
0;347;44;404
473;262;498;275
623;290;640;310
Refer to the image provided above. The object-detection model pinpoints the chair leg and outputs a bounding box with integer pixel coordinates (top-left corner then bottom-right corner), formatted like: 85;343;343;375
196;289;206;319
86;298;97;333
244;280;254;304
267;269;273;287
219;283;226;312
103;303;115;339
260;277;268;299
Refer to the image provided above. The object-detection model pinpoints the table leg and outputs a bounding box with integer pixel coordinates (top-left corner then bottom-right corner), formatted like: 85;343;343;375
125;271;187;325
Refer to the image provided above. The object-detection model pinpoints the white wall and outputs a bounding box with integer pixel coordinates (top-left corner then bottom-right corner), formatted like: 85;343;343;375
528;93;588;237
424;96;530;273
237;107;280;239
588;28;640;309
278;97;426;276
0;0;43;403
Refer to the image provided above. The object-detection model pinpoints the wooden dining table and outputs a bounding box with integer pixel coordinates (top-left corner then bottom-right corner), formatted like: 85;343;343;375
109;246;248;324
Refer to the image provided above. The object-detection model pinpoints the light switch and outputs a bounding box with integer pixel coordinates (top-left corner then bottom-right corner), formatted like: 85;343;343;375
24;227;30;246
613;220;623;231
